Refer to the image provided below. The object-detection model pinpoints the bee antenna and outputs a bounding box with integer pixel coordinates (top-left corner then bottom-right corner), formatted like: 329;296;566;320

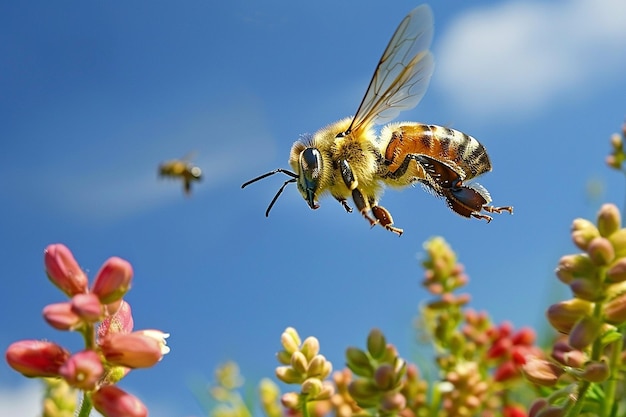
265;177;297;217
241;168;298;189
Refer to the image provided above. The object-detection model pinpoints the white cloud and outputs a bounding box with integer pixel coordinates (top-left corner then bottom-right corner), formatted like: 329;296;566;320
0;382;41;416
434;0;626;121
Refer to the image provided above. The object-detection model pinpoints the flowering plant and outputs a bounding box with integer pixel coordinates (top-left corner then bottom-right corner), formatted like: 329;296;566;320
201;123;626;417
5;244;169;417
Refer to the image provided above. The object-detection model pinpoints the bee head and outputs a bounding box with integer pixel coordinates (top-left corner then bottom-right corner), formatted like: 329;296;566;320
296;147;322;210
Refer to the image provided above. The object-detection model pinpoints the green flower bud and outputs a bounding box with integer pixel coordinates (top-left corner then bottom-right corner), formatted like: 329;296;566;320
603;291;626;325
346;347;374;377
587;237;615;266
316;381;335;401
281;328;301;355
580;360;610;382
301;377;323;397
546;299;593;334
373;364;395;390
555;254;596;283
569;278;603;301
366;328;387;360
290;351;308;375
568;316;602;350
275;366;302;384
571;219;599;251
597;204;621;237
307;355;331;379
607;258;626;283
300;337;320;361
276;350;292;366
609;229;626;258
348;379;380;407
280;392;300;410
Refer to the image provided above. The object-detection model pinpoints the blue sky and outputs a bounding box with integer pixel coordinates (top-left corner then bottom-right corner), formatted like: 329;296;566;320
1;0;625;415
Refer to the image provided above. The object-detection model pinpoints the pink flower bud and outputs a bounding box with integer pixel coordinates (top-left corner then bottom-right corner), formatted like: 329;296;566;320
92;385;147;417
607;258;626;283
44;244;88;297
91;257;133;304
522;357;563;387
603;291;626;325
98;301;134;340
5;340;70;377
586;237;615;266
546;299;593;334
43;302;81;330
71;293;104;323
551;341;587;368
59;350;104;390
568;316;602;350
555;254;596;283
100;330;168;368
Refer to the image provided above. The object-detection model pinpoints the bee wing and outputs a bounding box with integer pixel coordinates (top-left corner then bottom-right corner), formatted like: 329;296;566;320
347;5;434;136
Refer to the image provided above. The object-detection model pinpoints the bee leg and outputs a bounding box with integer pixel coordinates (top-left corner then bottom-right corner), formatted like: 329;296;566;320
335;197;353;213
482;205;514;215
351;188;379;227
371;204;403;236
339;158;401;235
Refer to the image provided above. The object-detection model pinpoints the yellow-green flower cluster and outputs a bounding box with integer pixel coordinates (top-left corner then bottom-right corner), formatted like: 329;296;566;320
276;327;334;411
606;122;626;171
42;377;77;417
209;361;252;417
527;204;625;416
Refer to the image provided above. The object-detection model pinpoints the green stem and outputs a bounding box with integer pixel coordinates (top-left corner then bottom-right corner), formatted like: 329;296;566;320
565;380;591;417
601;336;623;417
77;392;93;417
300;395;310;417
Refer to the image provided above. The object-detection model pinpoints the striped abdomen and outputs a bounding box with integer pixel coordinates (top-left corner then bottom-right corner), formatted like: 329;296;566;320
380;123;491;182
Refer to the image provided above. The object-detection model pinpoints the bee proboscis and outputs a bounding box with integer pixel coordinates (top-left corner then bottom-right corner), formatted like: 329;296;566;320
159;155;202;195
242;4;512;236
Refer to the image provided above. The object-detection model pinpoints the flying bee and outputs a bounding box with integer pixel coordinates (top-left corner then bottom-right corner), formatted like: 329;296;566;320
159;155;202;195
242;4;512;236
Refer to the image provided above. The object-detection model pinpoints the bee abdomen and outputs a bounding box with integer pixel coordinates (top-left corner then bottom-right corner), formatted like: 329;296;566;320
383;123;491;180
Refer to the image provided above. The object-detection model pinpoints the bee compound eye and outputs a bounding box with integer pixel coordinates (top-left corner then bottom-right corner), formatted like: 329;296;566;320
300;148;322;181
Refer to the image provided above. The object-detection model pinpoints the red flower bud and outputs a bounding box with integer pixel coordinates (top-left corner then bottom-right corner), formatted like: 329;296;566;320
5;340;69;377
98;301;134;340
92;385;147;417
43;302;81;331
71;293;104;323
91;257;133;304
44;244;88;297
100;330;169;368
59;350;104;390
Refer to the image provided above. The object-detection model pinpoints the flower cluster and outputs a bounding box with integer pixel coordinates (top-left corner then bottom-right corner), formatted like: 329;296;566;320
418;237;534;417
4;243;169;417
275;327;335;415
345;328;407;415
525;204;625;416
606;121;626;172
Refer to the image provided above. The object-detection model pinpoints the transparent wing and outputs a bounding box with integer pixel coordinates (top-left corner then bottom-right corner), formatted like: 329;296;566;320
347;5;434;136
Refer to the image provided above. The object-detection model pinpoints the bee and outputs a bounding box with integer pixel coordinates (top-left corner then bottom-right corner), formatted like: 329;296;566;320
242;4;512;236
159;155;202;195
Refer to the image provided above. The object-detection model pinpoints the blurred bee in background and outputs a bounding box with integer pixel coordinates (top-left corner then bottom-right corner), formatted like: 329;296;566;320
242;4;512;236
159;154;202;195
